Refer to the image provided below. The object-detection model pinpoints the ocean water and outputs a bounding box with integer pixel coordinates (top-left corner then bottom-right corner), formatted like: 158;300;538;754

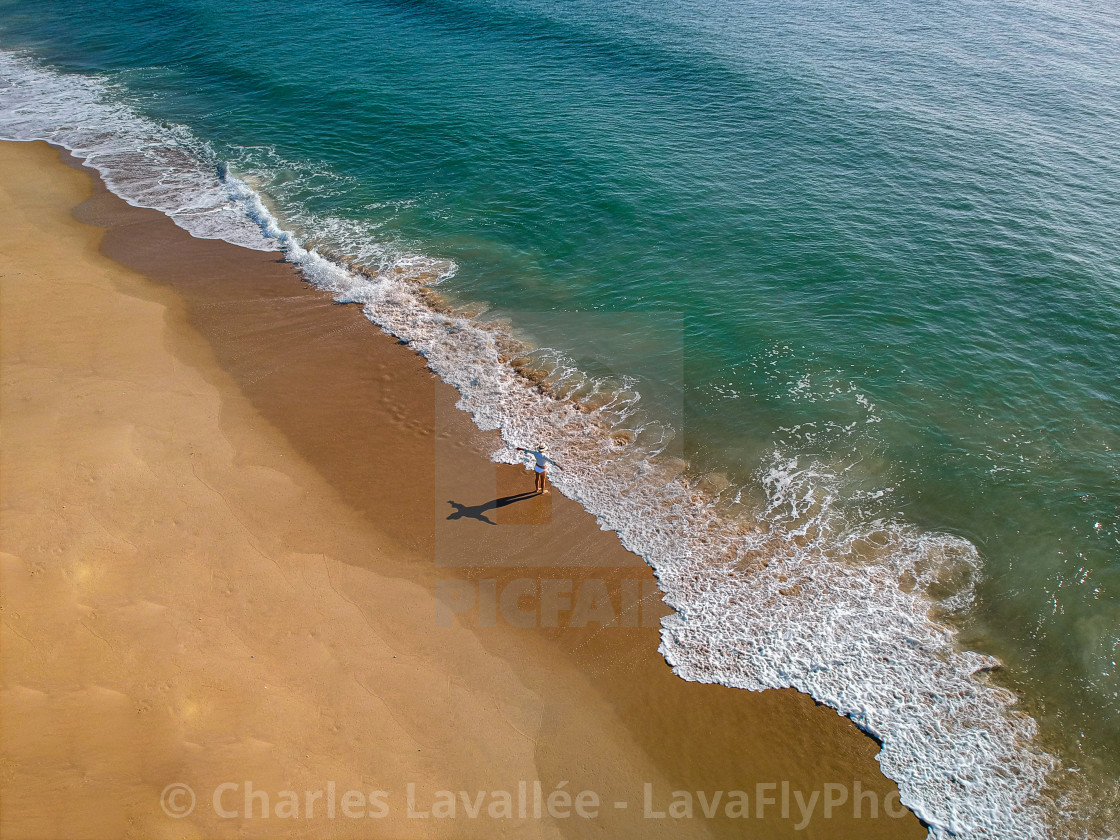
1;0;1118;836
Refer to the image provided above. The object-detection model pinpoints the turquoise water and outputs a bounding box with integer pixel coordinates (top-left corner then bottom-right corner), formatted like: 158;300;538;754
2;0;1118;834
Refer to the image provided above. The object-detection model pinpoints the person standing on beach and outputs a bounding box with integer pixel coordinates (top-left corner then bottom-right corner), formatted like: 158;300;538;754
517;444;563;495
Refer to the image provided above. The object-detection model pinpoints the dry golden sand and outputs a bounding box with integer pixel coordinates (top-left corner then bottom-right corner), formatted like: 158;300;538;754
0;140;924;839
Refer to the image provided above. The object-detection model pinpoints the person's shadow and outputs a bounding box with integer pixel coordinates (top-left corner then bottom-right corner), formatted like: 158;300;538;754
446;492;539;525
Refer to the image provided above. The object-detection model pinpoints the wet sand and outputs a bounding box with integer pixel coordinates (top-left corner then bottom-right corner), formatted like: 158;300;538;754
0;140;924;839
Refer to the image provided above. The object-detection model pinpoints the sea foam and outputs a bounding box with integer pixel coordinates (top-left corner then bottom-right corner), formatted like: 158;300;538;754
0;50;1070;839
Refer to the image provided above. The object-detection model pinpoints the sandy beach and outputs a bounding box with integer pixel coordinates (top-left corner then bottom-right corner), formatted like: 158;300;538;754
0;140;924;839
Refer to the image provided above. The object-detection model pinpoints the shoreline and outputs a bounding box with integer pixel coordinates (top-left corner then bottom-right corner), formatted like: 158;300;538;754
0;139;924;838
0;47;1075;837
